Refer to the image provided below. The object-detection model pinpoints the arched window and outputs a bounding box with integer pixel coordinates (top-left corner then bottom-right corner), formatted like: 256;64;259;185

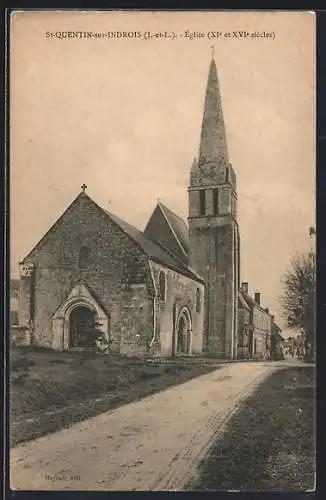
195;288;201;312
158;271;166;302
79;246;90;269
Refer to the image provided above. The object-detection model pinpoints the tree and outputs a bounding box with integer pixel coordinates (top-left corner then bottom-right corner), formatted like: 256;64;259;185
280;252;316;361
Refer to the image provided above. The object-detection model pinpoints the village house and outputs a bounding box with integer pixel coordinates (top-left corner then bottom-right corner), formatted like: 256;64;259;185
237;282;273;359
237;288;251;359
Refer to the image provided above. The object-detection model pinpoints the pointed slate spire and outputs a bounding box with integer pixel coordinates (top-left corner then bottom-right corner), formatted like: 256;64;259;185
198;57;229;167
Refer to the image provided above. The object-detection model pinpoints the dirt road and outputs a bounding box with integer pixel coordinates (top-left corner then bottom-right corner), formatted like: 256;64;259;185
11;361;283;491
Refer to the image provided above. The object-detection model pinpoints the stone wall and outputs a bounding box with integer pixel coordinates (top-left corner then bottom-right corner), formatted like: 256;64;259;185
149;261;204;357
19;194;153;354
119;283;153;356
18;193;205;358
188;219;237;358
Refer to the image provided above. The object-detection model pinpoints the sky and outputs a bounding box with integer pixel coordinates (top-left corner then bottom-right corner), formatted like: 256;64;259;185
10;11;316;335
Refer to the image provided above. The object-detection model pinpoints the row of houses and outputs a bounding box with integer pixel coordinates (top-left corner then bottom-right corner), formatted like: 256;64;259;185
238;282;284;360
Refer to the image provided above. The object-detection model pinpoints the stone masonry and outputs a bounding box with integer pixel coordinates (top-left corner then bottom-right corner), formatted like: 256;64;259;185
18;193;204;356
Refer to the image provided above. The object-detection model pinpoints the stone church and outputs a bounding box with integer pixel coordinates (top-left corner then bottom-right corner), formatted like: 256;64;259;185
17;57;240;358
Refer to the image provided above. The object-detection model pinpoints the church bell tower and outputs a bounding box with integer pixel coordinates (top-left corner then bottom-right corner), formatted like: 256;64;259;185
188;56;240;358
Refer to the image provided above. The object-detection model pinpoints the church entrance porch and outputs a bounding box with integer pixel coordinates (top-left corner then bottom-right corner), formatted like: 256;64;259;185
51;281;109;351
69;306;95;348
175;307;192;355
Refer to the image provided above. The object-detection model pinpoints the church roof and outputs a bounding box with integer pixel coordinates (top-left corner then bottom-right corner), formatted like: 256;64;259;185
21;191;203;283
157;202;189;257
101;206;201;283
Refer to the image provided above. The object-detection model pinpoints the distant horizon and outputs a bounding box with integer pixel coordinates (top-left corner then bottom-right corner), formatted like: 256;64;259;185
10;11;315;335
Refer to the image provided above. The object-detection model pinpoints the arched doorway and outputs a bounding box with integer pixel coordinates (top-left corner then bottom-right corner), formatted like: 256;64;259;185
176;307;192;355
51;282;109;351
69;305;95;348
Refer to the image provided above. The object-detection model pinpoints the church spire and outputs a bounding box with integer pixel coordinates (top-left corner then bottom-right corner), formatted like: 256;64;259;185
198;57;229;167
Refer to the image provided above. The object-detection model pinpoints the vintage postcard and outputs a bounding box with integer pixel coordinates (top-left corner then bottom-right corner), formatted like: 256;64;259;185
9;10;316;491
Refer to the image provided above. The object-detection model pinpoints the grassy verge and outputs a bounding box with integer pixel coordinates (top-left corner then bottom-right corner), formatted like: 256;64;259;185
188;365;315;491
10;346;219;446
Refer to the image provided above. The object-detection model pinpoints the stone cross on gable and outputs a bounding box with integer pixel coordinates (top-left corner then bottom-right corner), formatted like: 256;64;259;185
81;184;87;193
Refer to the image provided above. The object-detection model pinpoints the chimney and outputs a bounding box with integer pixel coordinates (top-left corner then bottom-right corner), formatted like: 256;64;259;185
254;292;260;305
241;282;248;294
